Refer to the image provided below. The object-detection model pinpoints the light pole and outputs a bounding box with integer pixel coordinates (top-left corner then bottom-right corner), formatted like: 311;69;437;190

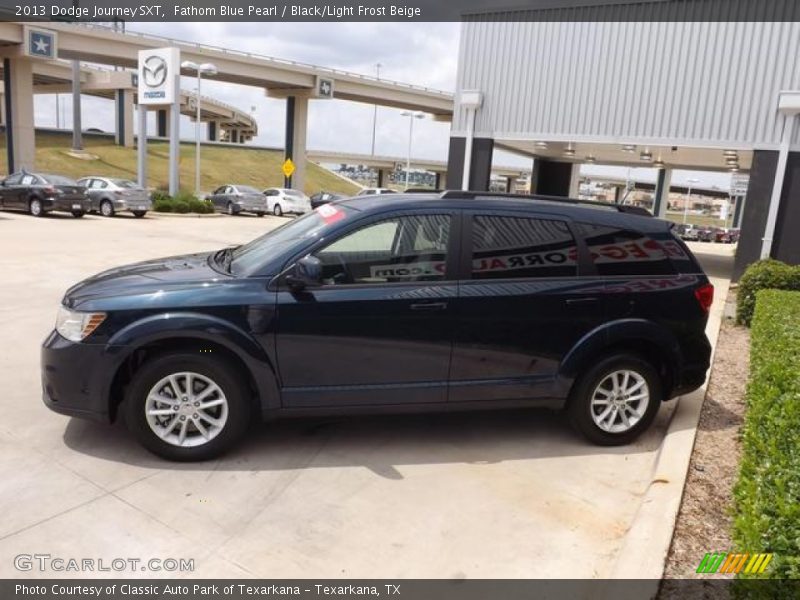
401;111;424;189
181;61;218;196
683;177;700;224
371;63;382;159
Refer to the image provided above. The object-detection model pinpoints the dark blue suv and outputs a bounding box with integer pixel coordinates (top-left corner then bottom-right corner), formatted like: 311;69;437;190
41;192;713;461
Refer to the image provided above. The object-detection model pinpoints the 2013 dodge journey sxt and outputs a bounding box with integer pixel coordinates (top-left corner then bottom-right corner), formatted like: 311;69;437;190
41;191;713;461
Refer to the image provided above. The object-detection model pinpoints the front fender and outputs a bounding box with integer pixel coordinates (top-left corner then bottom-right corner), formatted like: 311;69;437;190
104;312;280;411
558;318;681;385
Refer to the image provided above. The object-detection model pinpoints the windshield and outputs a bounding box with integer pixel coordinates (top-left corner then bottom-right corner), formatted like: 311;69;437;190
111;179;139;189
230;204;352;276
41;174;77;185
237;185;261;194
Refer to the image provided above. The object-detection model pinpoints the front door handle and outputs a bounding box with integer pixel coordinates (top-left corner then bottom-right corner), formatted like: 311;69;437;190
410;301;448;312
566;297;598;305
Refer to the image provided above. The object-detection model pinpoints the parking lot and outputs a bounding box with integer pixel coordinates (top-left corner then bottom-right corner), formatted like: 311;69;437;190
0;210;733;579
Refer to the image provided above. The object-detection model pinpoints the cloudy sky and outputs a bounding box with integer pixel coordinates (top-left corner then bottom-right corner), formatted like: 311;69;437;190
34;21;730;189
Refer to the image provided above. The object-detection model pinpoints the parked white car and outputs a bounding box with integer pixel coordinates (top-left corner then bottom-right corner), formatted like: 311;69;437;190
262;188;312;216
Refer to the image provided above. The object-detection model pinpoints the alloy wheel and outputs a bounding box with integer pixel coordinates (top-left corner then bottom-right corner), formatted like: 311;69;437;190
144;372;229;448
590;370;650;433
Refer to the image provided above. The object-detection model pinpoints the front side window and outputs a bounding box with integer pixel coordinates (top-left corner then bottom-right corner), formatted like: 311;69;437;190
314;214;451;285
471;215;578;279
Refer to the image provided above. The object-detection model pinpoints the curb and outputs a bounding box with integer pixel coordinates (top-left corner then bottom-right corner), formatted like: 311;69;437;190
610;272;731;588
149;212;225;218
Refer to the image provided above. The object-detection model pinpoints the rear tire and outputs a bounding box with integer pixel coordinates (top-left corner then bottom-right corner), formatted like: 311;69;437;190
124;352;252;461
29;198;44;217
71;211;85;218
100;200;115;217
567;353;662;446
255;212;265;218
272;203;283;217
226;202;237;216
132;211;147;218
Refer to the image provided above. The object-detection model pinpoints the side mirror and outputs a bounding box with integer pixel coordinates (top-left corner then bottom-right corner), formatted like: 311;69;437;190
285;256;322;291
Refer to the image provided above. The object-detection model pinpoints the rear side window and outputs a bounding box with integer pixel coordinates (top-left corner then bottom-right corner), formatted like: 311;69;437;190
576;223;674;276
471;215;578;279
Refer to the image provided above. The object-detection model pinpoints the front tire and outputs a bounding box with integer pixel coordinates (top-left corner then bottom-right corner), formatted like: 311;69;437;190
124;352;252;461
226;202;237;216
100;200;115;217
272;203;283;217
567;354;662;446
132;210;147;218
71;211;85;218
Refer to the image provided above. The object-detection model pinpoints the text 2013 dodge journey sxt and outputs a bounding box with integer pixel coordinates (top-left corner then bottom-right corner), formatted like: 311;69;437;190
41;191;713;461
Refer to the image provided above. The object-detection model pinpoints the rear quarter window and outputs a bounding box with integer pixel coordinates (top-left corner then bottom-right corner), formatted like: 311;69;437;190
575;223;675;276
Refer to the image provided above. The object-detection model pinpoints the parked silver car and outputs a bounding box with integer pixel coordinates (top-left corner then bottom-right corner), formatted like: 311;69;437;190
207;184;268;216
77;177;152;218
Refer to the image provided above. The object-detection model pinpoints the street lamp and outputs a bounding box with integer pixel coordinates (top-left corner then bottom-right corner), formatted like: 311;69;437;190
401;111;424;189
683;177;700;224
181;61;218;196
371;63;382;158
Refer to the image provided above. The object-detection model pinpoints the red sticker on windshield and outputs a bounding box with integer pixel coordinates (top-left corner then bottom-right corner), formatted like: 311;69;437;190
317;203;345;224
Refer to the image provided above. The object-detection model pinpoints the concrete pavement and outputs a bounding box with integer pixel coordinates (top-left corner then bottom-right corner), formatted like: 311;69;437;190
0;212;732;579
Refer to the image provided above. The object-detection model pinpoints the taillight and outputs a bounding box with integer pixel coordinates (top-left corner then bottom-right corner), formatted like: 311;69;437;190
694;283;714;313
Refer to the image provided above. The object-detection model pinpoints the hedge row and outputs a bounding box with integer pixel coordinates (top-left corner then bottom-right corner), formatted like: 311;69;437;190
736;259;800;326
152;190;215;214
733;289;800;580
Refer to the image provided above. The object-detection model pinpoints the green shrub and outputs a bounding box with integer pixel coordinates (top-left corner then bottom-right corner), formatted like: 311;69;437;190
172;199;191;214
151;189;171;204
733;290;800;580
736;260;800;326
152;192;214;214
152;196;175;213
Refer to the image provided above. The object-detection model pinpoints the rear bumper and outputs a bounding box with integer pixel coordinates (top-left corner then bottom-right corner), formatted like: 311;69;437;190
115;198;152;212
48;197;91;213
671;333;713;397
41;330;114;423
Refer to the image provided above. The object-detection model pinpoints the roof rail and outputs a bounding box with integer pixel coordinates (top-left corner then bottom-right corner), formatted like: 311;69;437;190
438;190;653;217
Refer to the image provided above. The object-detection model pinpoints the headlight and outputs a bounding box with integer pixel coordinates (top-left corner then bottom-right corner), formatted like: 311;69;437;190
55;306;106;342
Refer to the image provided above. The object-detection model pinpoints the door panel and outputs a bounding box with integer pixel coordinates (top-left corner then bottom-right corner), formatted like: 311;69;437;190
449;212;606;402
275;211;458;408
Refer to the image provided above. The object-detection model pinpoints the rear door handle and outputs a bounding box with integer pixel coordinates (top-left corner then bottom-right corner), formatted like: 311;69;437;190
566;297;598;305
410;302;448;312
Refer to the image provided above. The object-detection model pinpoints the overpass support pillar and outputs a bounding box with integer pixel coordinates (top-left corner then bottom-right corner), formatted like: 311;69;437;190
445;136;493;191
376;168;386;188
230;129;238;143
653;168;672;217
506;176;516;193
284;95;308;192
3;57;35;172
114;89;134;148
208;121;218;142
530;159;574;197
157;109;168;137
435;171;445;190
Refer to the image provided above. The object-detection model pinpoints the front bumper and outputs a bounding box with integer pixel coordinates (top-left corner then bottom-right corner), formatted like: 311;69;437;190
41;330;115;423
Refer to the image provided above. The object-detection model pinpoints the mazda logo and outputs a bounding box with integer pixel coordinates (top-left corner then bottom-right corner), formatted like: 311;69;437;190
142;56;167;88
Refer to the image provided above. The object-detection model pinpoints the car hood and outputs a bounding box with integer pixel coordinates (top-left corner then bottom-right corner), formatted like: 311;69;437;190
63;252;227;307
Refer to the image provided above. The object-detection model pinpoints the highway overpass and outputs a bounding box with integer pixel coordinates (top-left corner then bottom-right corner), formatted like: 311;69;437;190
0;21;454;191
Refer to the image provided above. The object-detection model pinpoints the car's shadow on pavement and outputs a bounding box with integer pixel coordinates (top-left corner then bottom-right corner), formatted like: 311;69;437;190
62;404;676;476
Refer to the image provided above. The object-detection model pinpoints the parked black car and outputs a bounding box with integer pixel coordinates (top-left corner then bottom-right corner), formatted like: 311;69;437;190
42;191;713;461
310;190;347;209
0;171;90;217
206;184;268;216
